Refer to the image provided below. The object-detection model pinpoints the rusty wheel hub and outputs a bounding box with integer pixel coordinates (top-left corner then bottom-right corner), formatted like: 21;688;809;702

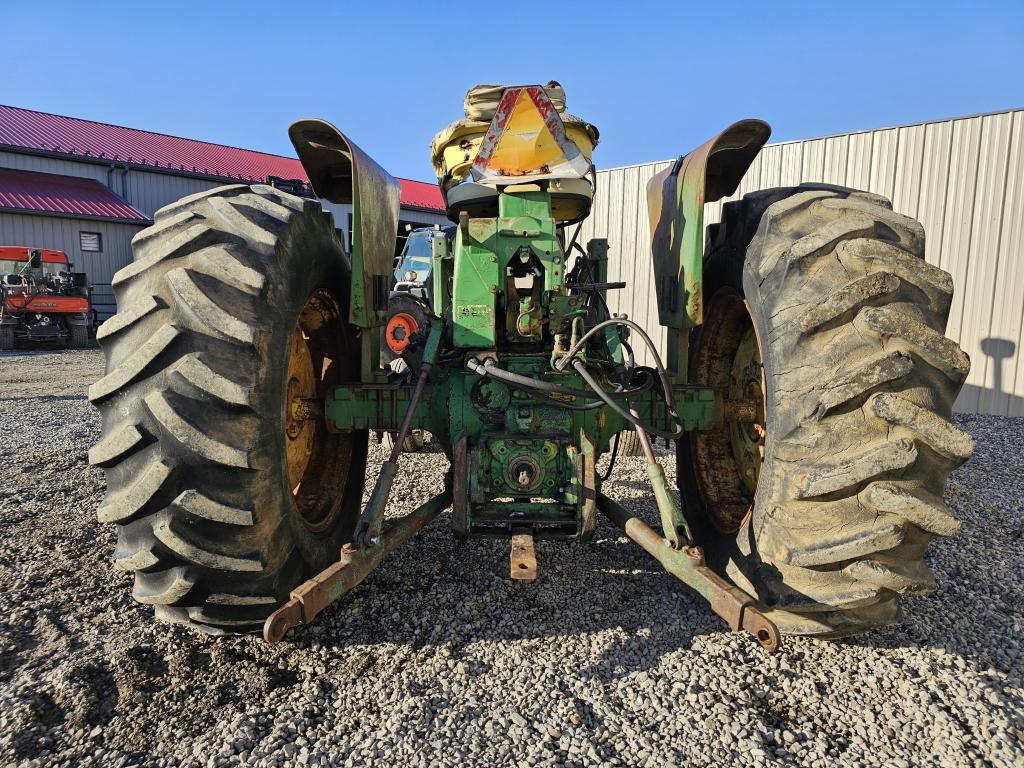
284;289;356;533
691;288;767;533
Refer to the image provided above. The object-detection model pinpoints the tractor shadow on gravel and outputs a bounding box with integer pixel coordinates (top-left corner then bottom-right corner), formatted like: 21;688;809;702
276;514;749;681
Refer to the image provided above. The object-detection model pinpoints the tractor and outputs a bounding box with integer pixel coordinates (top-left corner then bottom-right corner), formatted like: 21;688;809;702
89;83;973;648
1;246;94;350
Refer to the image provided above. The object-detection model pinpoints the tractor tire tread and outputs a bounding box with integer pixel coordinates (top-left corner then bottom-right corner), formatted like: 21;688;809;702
91;183;364;634
690;183;971;637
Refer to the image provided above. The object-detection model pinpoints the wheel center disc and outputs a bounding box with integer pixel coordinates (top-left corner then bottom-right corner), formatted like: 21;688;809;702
386;312;418;354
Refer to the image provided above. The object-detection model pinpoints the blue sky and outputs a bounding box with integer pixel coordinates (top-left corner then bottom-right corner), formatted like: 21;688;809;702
6;1;1023;181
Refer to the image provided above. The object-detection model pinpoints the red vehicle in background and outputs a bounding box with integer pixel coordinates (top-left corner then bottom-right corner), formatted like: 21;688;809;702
0;246;95;350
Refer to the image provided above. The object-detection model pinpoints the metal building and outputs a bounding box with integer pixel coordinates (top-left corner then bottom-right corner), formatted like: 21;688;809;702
4;104;1021;416
579;108;1024;417
0;104;448;321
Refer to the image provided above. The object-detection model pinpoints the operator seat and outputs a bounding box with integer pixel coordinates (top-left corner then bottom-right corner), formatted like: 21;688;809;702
445;178;596;225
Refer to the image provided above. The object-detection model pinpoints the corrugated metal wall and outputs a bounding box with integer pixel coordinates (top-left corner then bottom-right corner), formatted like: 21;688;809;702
579;109;1024;417
0;149;109;184
0;149;221;216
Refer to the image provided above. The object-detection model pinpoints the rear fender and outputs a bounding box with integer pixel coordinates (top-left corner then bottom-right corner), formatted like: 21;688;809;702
646;120;770;330
289;119;402;328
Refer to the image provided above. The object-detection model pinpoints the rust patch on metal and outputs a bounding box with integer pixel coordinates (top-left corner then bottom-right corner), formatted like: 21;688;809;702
510;533;537;580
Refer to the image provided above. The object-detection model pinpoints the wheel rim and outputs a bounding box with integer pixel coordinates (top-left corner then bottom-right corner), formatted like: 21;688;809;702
284;288;357;533
729;326;766;498
691;288;767;533
285;327;316;489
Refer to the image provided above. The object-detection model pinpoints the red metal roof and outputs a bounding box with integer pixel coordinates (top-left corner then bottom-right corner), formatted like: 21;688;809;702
398;178;448;213
0;104;446;212
0;167;148;222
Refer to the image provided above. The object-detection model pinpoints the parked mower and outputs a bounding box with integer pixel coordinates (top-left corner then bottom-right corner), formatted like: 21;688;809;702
90;83;972;649
0;246;94;350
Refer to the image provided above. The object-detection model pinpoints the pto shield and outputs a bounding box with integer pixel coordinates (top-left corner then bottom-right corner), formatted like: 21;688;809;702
471;86;590;184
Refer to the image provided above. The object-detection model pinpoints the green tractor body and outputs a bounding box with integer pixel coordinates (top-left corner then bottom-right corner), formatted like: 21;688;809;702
303;88;759;544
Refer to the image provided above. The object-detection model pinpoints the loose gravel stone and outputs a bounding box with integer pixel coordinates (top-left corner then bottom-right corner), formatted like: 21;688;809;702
0;349;1022;767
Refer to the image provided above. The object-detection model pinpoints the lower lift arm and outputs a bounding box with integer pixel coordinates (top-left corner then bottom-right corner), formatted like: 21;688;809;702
556;321;780;651
264;319;446;643
597;494;780;652
264;488;452;642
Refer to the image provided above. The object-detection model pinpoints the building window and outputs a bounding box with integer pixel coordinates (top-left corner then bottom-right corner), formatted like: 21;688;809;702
80;231;102;252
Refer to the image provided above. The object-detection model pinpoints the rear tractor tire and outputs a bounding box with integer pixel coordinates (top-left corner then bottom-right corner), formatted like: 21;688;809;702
679;183;973;638
0;325;13;351
89;184;368;634
617;430;645;457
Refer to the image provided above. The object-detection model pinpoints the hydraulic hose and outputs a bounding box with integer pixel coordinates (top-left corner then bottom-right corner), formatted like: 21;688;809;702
571;358;686;440
465;359;602;410
465;358;653;401
556;319;673;401
599;429;621;482
619;339;636;371
505;386;605;411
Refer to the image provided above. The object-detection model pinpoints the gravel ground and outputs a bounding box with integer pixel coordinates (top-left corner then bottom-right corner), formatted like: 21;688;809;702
0;348;1022;768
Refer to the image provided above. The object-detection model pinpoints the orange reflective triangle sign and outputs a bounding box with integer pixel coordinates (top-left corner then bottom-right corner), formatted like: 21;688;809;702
471;86;590;184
